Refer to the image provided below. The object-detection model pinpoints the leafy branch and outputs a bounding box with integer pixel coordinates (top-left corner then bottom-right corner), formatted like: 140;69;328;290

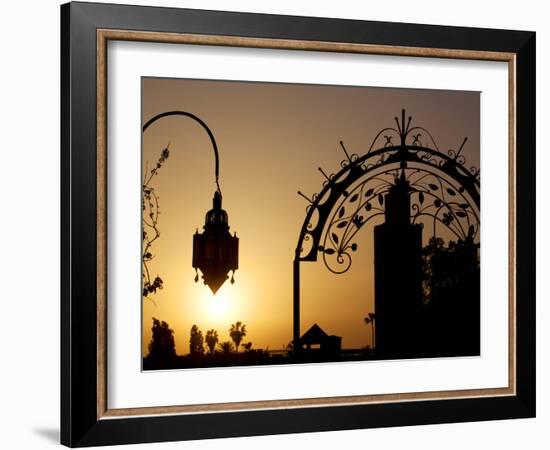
142;145;170;302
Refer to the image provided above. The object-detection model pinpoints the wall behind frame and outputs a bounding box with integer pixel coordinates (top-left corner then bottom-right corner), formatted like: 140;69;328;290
0;0;546;449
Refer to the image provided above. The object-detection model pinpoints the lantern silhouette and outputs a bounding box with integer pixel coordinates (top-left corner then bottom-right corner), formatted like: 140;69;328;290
193;191;239;294
142;110;239;296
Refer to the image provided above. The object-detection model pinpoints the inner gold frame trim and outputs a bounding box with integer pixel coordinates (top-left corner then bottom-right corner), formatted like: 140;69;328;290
96;29;517;420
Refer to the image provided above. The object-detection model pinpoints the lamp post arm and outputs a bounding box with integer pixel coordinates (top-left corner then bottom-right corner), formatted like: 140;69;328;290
142;110;221;194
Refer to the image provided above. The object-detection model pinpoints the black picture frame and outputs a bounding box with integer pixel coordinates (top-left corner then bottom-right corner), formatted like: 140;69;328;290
61;2;535;447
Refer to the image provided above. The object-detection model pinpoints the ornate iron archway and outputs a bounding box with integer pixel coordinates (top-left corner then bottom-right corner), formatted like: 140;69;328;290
293;110;480;350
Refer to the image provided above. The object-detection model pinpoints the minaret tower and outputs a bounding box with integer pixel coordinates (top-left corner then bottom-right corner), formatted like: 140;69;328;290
373;171;424;358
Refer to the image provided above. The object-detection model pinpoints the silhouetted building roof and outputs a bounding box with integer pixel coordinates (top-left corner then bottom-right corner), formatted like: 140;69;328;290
300;324;341;353
300;323;329;345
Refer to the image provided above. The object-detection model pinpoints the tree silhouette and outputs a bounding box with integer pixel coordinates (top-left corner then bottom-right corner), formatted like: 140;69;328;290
363;313;376;349
229;322;247;352
422;236;479;306
189;324;205;355
286;340;294;355
142;146;170;302
421;235;480;355
147;318;176;364
205;329;219;354
218;341;234;354
421;237;451;305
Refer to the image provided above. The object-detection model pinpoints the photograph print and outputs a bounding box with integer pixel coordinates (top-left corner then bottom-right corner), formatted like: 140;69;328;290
141;77;480;371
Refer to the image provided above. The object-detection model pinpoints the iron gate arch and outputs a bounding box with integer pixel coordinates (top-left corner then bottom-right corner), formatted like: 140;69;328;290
292;110;480;350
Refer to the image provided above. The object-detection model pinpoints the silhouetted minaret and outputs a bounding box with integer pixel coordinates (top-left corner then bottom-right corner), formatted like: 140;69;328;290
385;171;412;227
373;171;424;358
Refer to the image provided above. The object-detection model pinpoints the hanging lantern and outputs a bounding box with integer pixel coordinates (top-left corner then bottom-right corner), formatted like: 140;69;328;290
192;191;239;294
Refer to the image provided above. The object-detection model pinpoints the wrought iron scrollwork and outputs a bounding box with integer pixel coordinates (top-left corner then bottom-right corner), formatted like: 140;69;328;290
408;169;479;243
295;109;480;275
319;171;393;273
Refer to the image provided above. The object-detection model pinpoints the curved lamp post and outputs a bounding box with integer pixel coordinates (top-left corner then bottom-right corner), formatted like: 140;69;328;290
143;111;239;295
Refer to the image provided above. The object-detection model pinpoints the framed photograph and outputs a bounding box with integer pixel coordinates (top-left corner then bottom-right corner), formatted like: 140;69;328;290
61;2;535;447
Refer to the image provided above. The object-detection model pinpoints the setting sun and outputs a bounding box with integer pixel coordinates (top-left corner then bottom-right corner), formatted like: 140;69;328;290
197;284;235;320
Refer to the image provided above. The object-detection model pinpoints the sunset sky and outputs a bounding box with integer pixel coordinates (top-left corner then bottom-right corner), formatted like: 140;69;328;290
141;77;480;356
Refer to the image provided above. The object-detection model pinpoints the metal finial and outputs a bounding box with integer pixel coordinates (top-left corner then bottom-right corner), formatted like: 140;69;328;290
297;191;313;203
339;141;351;162
318;167;331;182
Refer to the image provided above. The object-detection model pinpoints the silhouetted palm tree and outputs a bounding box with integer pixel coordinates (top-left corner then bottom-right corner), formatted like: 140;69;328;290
189;324;205;355
147;318;176;362
205;329;219;354
364;313;376;349
229;321;247;352
218;341;234;354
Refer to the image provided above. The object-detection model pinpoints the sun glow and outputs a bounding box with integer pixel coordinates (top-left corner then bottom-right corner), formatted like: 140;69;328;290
196;283;236;321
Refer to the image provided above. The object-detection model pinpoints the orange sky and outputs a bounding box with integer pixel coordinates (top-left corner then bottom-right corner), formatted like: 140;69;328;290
141;77;480;355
